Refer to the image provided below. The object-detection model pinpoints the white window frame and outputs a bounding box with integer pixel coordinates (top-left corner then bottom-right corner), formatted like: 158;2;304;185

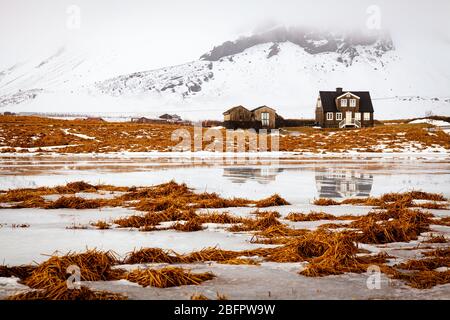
336;112;343;120
364;112;371;121
261;112;270;126
355;112;361;121
349;99;356;107
340;99;347;107
326;112;333;121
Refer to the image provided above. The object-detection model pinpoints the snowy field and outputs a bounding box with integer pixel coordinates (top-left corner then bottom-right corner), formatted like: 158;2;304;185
0;154;449;299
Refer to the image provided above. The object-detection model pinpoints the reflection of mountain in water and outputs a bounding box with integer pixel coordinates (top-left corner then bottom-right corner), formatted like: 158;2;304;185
223;167;283;184
315;169;373;198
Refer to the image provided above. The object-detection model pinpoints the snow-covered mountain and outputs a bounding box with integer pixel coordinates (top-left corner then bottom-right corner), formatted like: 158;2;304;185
1;26;449;120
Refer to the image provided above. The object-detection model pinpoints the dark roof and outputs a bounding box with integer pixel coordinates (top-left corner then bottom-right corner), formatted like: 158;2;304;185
319;91;374;113
250;105;276;112
223;105;250;115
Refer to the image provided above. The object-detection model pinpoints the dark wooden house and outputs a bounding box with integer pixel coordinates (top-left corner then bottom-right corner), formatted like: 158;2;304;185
223;105;278;129
315;88;374;128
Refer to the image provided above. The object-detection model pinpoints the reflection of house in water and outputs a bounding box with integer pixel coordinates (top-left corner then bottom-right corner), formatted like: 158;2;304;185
223;167;283;184
315;169;373;198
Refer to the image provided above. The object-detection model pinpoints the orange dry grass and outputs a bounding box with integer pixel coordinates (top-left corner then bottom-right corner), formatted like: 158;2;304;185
181;247;244;263
423;234;447;243
0;181;128;207
432;217;450;226
383;249;450;289
2;116;449;153
126;267;214;288
218;258;260;266
123;248;182;264
196;212;245;224
0;265;36;279
254;194;290;207
317;191;447;209
313;198;339;206
415;202;448;210
286;211;356;221
190;293;209;300
44;196;113;209
350;208;432;244
227;213;282;232
23;249;123;289
7;282;126;300
300;234;390;277
172;218;205;232
266;230;339;263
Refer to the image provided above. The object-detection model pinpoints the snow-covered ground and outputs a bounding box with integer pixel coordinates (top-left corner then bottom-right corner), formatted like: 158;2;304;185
410;119;450;134
1;40;449;120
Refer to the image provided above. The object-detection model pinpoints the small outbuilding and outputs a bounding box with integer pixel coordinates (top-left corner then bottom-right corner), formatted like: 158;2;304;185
223;105;277;129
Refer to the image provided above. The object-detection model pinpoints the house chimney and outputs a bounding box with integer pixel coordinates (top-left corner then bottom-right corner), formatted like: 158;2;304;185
336;87;343;93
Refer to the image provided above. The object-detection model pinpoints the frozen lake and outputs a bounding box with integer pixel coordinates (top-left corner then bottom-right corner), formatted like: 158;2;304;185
0;154;449;299
1;154;450;203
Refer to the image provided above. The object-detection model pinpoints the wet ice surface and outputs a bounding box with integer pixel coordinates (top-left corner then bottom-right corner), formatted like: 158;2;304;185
0;154;449;299
1;154;450;202
85;262;450;300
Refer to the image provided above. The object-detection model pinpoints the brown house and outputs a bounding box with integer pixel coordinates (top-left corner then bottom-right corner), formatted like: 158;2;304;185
315;88;374;128
223;105;277;129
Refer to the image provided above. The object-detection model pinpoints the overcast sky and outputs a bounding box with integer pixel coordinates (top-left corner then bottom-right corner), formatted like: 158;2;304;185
1;0;449;69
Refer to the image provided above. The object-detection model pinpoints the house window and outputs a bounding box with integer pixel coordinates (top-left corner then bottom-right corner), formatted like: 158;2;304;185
336;112;343;120
349;99;356;107
340;99;347;107
364;112;371;121
326;112;333;121
261;112;270;126
355;113;361;121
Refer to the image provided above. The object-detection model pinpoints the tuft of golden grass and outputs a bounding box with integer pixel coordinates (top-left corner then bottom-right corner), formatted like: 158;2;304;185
255;194;290;207
286;211;356;222
197;212;245;224
382;248;450;289
171;218;205;232
190;293;209;300
7;282;127;300
299;235;390;277
312;198;339;206
350;208;432;244
123;248;182;264
23;249;124;289
0;265;36;279
227;213;282;232
126;267;214;288
190;292;228;300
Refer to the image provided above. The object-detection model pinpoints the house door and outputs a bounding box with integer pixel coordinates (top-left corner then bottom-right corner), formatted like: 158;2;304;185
345;111;352;125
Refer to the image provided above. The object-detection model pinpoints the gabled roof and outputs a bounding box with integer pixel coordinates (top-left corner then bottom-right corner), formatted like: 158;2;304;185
319;91;374;113
223;105;250;115
336;92;361;100
250;105;276;112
